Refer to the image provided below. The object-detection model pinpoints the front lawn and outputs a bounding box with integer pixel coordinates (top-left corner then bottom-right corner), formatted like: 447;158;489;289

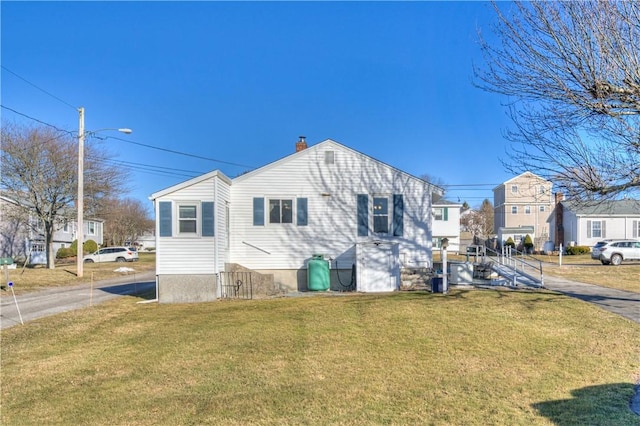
535;254;640;294
2;289;639;425
1;252;155;294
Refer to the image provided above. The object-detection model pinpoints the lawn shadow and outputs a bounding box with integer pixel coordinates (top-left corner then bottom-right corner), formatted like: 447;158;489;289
97;281;156;300
532;383;640;425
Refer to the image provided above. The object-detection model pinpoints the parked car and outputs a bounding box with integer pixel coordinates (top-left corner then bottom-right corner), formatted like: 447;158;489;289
591;239;640;265
83;247;139;263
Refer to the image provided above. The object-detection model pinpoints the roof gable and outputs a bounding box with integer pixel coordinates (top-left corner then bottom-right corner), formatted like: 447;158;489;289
149;170;232;200
232;138;444;195
494;171;549;190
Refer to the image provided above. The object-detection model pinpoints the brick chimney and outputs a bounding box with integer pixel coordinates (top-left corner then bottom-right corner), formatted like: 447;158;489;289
295;136;307;152
554;192;564;204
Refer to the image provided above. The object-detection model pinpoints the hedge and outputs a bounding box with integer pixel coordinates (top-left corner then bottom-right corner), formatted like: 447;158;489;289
565;245;591;255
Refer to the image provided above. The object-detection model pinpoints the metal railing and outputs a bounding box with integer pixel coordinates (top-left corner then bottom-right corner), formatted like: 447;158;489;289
219;271;253;299
485;246;544;287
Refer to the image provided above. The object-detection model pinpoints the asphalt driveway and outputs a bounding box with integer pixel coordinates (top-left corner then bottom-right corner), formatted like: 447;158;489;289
0;270;156;330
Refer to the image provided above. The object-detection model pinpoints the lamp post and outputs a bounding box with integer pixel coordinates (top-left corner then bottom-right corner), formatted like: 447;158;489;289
77;107;132;278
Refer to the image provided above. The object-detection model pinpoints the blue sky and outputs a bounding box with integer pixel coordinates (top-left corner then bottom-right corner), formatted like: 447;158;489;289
2;1;513;211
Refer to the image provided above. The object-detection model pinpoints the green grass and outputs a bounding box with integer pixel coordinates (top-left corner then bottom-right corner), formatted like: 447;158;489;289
2;252;155;294
534;254;640;294
2;289;639;425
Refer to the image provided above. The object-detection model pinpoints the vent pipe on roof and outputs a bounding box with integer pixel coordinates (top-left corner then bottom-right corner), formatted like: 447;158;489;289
296;136;307;152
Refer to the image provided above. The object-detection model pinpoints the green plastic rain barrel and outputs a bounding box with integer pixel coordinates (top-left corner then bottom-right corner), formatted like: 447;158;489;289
307;254;330;291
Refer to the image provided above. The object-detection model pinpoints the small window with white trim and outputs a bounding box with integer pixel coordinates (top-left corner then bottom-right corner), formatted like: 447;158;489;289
178;204;198;234
511;206;518;215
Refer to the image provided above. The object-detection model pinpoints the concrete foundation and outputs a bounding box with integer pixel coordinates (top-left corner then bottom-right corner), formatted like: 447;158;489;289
158;274;217;303
254;268;355;292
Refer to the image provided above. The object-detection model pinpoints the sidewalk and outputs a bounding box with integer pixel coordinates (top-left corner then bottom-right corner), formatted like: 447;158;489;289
542;275;640;324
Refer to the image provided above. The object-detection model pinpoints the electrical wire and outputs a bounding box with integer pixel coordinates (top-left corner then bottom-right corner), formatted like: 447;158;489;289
1;66;77;110
2;104;254;171
0;105;74;135
106;135;255;169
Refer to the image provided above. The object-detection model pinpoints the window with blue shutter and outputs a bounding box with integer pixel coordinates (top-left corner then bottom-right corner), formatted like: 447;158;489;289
159;201;172;237
357;194;369;236
297;198;308;226
202;202;215;236
393;194;404;236
253;198;265;226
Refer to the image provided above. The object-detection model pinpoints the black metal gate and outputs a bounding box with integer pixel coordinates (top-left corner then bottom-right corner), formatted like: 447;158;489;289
219;271;253;300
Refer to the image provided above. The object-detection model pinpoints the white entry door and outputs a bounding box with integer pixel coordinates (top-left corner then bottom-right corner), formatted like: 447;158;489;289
357;242;399;292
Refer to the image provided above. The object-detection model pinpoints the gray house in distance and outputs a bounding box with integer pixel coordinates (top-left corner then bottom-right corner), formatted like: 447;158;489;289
0;195;104;264
553;198;640;247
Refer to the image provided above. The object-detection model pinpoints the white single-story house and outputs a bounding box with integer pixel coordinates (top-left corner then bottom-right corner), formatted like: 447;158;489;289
497;226;535;249
555;199;640;247
150;138;444;303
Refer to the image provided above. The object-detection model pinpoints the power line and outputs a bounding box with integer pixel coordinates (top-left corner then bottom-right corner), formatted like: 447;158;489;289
1;104;74;135
443;184;499;187
1;65;77;110
106;135;255;169
2;104;255;170
90;155;204;178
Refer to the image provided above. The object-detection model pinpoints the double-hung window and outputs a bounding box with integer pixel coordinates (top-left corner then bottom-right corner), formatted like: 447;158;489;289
87;221;96;235
178;205;198;234
511;206;518;215
269;199;293;224
158;201;214;237
357;194;403;237
373;197;389;233
433;208;449;221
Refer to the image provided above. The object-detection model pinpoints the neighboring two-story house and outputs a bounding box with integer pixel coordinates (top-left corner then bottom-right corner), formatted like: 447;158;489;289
493;172;555;250
0;195;104;264
432;198;462;254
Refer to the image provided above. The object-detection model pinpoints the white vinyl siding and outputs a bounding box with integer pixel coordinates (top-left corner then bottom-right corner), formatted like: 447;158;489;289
230;141;434;270
155;172;231;275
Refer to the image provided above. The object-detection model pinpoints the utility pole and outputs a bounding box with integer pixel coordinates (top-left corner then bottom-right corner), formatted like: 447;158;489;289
77;107;85;278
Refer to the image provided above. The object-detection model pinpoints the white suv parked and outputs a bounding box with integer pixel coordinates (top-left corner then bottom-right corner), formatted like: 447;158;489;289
83;247;139;263
591;239;640;265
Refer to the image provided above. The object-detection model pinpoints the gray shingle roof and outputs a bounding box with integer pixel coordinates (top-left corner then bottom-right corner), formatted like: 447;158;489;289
561;199;640;216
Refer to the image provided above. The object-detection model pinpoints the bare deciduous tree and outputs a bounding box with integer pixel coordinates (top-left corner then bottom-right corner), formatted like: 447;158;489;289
476;1;640;200
1;123;124;268
101;197;153;247
461;198;494;240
